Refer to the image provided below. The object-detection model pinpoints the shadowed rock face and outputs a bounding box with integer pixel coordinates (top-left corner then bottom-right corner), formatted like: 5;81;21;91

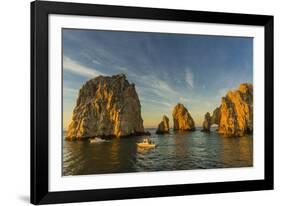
66;74;145;140
211;107;221;125
156;115;170;134
172;103;195;131
202;83;253;137
202;107;221;132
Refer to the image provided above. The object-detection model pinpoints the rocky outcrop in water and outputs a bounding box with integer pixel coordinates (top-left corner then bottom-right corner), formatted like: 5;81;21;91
210;107;221;126
218;83;253;136
156;115;170;134
202;112;211;132
66;74;145;140
202;83;253;136
173;103;195;131
202;107;221;132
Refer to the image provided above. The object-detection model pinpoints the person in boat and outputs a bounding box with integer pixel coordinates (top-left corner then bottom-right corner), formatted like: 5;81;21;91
143;138;152;144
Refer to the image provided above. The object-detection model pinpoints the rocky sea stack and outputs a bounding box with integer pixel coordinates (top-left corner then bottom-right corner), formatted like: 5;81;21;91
172;103;195;131
66;74;145;140
202;83;253;137
156;115;170;134
202;112;211;132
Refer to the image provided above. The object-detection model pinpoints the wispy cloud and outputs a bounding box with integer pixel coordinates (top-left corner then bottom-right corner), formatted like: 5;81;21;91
63;56;106;78
179;97;193;104
140;75;175;94
91;59;102;65
80;51;102;66
185;68;194;88
140;97;172;108
136;74;196;109
151;78;174;93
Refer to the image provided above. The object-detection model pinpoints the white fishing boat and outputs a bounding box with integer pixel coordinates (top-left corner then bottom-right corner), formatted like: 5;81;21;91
89;137;107;144
137;138;156;149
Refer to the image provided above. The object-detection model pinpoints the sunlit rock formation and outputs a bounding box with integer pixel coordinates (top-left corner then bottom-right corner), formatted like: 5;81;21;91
218;83;253;136
156;115;170;134
66;74;145;140
172;103;195;131
202;83;253;137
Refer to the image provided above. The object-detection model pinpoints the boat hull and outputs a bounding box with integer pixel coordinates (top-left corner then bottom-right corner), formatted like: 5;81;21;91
137;143;156;148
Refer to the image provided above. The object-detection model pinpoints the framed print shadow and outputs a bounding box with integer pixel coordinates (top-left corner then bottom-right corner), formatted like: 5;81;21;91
31;0;274;204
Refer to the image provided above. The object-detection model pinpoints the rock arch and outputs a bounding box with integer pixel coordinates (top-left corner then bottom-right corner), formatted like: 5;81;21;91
202;107;221;132
202;83;253;137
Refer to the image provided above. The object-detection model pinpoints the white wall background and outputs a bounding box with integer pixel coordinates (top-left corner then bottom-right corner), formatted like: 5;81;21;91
0;0;279;205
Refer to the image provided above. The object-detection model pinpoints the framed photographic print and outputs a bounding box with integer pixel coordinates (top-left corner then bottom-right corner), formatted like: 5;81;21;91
31;0;274;204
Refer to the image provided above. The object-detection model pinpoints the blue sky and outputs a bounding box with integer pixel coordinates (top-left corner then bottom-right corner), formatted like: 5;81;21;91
63;29;253;129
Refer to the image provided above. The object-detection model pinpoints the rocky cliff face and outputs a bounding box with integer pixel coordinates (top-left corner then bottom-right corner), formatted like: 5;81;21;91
202;83;253;136
218;83;253;136
66;74;145;140
156;115;170;134
172;103;195;131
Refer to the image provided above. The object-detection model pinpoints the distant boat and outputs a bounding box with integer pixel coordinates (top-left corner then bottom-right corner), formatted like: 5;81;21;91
137;138;156;149
89;137;107;144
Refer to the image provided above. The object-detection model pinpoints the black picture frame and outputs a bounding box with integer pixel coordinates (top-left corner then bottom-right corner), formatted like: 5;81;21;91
31;0;274;204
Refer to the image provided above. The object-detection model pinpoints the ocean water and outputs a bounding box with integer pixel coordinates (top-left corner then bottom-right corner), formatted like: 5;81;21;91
63;128;253;176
